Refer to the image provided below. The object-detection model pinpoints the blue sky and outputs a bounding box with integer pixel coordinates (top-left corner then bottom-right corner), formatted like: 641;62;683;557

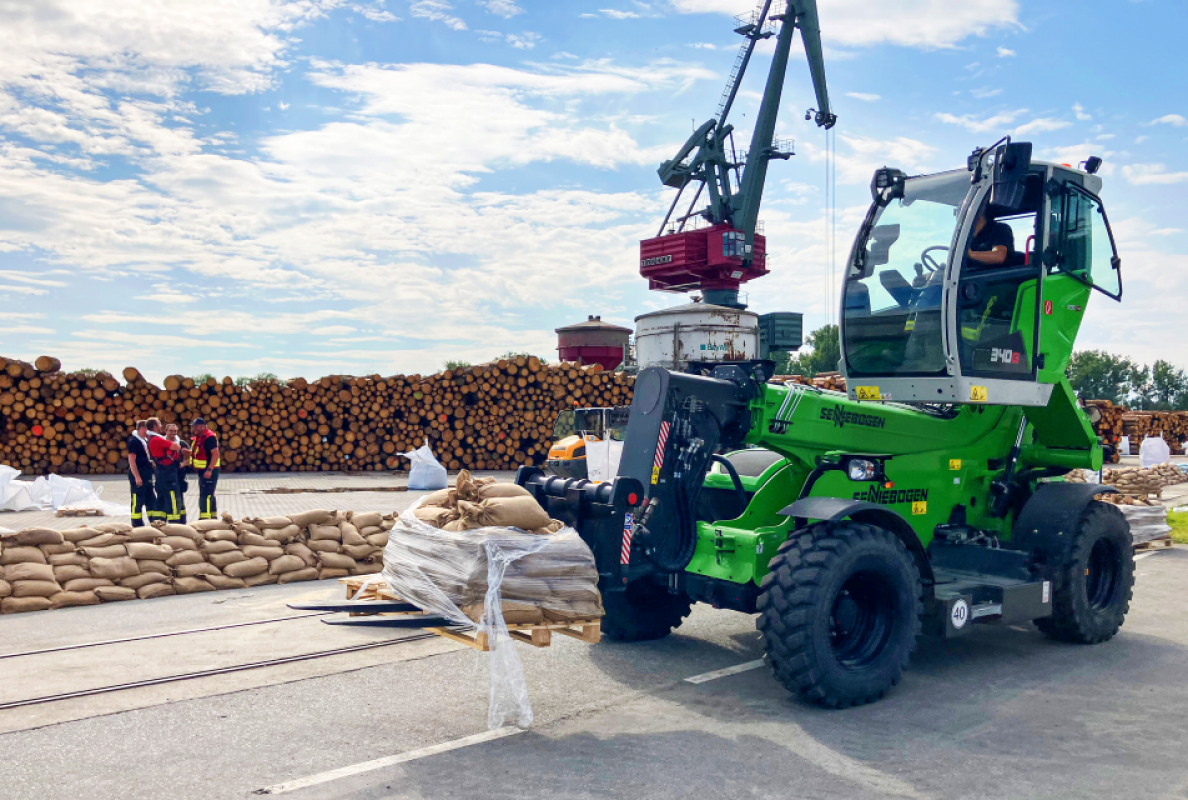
0;0;1184;383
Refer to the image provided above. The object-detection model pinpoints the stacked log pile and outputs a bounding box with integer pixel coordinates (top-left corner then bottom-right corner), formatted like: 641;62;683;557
1120;411;1188;456
771;373;848;392
0;355;634;475
0;510;393;614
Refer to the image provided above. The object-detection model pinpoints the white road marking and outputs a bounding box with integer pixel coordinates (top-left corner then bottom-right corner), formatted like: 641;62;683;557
684;659;765;684
256;727;524;795
1134;550;1162;561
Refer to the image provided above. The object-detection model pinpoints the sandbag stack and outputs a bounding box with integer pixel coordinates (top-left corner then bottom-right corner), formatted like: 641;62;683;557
0;510;395;614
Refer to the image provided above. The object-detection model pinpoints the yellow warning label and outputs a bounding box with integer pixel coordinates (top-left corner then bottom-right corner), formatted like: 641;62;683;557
651;466;660;485
904;319;915;332
949;459;962;471
970;385;988;403
912;501;927;516
854;386;882;401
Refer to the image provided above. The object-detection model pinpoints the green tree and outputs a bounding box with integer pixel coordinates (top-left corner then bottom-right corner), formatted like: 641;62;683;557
782;324;839;377
443;360;472;371
234;372;279;387
499;351;548;364
1132;360;1188;410
192;373;215;384
1066;350;1143;404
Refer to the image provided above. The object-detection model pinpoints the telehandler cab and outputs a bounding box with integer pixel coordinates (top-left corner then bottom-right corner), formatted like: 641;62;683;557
518;141;1133;707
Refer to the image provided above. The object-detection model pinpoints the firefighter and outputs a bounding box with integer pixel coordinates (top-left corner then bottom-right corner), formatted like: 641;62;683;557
147;418;187;523
165;422;190;524
125;420;155;527
189;417;221;520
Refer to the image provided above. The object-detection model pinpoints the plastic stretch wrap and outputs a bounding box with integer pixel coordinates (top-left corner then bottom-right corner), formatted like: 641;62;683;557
1119;504;1171;544
381;499;602;729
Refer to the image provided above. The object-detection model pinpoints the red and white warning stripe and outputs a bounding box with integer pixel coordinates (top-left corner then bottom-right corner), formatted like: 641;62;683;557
653;421;671;470
620;512;635;565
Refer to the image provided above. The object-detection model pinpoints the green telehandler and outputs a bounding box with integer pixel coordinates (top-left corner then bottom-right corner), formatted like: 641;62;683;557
516;142;1132;707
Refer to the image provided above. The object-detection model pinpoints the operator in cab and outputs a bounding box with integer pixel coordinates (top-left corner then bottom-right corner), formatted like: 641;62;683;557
966;205;1015;267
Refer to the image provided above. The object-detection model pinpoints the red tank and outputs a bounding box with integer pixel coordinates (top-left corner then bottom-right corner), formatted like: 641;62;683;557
555;316;631;371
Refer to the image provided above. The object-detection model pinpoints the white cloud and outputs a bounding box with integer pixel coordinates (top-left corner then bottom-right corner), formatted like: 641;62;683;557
0;270;68;287
934;108;1028;133
1;325;55;335
506;32;542;49
479;0;524;17
1148;114;1188;127
0;285;50;296
411;0;468;29
845;92;881;102
688;42;717;50
0;312;45;321
1014;117;1072;135
996;46;1015;57
311;325;358;335
1135;135;1149;144
971;87;1002;99
802;135;937;185
353;4;400;22
1073;102;1091;121
75;330;260;349
599;9;642;19
669;0;1020;49
1123;163;1188;185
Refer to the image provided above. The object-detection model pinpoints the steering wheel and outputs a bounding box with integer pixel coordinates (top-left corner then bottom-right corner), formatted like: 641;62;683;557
920;246;949;273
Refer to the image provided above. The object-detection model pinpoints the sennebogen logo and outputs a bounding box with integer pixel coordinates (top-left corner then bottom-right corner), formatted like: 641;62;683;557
820;404;886;429
853;486;928;505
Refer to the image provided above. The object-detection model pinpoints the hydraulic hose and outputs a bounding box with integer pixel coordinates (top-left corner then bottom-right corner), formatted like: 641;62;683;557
710;454;747;518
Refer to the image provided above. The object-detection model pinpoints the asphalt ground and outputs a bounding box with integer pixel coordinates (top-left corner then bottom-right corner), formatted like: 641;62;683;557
0;545;1184;799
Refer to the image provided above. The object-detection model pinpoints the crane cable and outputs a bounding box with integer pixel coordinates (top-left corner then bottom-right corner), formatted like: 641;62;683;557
823;125;837;325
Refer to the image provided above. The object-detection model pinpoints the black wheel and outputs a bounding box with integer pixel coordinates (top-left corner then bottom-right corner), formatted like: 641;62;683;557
1036;501;1133;644
757;521;923;708
601;580;692;642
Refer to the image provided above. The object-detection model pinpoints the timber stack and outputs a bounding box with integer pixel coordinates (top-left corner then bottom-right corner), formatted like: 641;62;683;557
0;355;633;475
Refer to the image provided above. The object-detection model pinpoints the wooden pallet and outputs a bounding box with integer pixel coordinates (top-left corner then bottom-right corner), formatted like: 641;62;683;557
55;508;103;517
1135;536;1175;551
339;577;601;651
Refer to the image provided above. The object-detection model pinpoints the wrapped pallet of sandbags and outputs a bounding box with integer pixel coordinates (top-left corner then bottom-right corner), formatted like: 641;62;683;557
1119;504;1171;545
381;471;602;729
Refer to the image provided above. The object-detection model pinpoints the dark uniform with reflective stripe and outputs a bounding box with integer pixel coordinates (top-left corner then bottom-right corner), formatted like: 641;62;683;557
191;429;221;520
149;435;186;523
126;433;155;527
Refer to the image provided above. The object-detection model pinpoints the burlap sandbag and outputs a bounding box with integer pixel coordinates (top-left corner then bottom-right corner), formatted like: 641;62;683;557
351;562;384;575
64;577;114;592
2;596;52;613
342;544;379;560
350;512;384;529
442;518;481;532
341;523;366;546
158;523;202;542
224;557;269;578
252;516;293;530
478;483;532;501
89;556;140;581
318;567;350;580
316;552;357;571
413;506;456;528
139;583;176;599
14;579;61;598
269;555;306;575
238;532;271;547
278;567;319;584
359;525;384;536
204;529;238;543
173;576;215;594
4;562;55;583
309;525;342;542
0;546;46;566
192;519;233;532
206;574;248;590
120;572;170;590
14;527;65;546
285;542;318;568
462;601;544;626
41;542;78;556
201;540;239;555
175;563;222;578
365;532;389;548
127;542;173;561
54;564;91;583
48;552;88;567
457;497;550;531
264;525;301;544
0;579;9;598
82;544;128;560
288;509;333;528
307;540;340;553
422;488;454;507
51;590;101;609
138;560;172;576
95;585;137;602
233;522;262;537
161;536;198;552
243;545;284;561
166;550;206;567
62;527;101;543
209;550;248;568
78;534;127;548
93;522;133;535
244;571;278;587
126;528;162;543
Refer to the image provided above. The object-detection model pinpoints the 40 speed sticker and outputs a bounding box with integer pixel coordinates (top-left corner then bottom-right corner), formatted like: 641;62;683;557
950;599;970;630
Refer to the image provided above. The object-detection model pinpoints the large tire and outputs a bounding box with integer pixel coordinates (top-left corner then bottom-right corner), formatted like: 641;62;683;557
1036;501;1133;644
601;580;692;642
757;521;923;708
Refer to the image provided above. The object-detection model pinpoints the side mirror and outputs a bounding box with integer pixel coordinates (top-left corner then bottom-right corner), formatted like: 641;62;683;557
991;141;1032;211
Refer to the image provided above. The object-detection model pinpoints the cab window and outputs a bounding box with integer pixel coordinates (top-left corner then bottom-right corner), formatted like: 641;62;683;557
1048;185;1122;300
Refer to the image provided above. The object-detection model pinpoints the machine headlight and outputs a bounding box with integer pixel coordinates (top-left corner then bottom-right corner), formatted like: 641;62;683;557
847;459;878;482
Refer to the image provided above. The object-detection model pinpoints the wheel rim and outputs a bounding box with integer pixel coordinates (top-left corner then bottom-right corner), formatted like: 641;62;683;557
829;571;897;669
1086;538;1122;612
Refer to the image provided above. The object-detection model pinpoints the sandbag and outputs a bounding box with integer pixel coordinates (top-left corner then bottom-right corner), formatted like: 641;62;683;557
263;525;301;544
139;583;176;599
13;580;62;598
422;488;453;507
2;596;52;613
89;556;140;581
14;527;65;546
51;590;100;609
223;557;269;578
93;522;133;535
307;540;340;553
127;542;173;561
208;550;248;568
41;542;78;556
254;516;294;530
0;546;47;566
120;572;170;590
350;512;384;529
359;525;384;536
309;525;343;542
166;550;206;567
318;568;350;580
0;579;9;598
62;527;101;543
242;545;284;561
233;522;262;537
192;519;233;532
138;559;171;576
457;497;550;531
204;529;239;543
82;544;128;560
365;532;390;548
243;572;278;586
350;562;383;575
413;506;457;528
158;523;202;542
64;577;114;592
288;509;333;528
4;562;55;583
342;544;379;560
206;574;248;590
175;563;222;578
173;576;215;594
78;533;126;548
53;564;91;583
265;555;303;575
95;586;137;602
278;567;319;584
462;601;544;626
161;536;198;552
316;552;357;571
126;528;163;543
478;483;532;501
201;540;239;554
238;532;271;547
285;542;318;568
340;524;366;546
49;552;88;567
